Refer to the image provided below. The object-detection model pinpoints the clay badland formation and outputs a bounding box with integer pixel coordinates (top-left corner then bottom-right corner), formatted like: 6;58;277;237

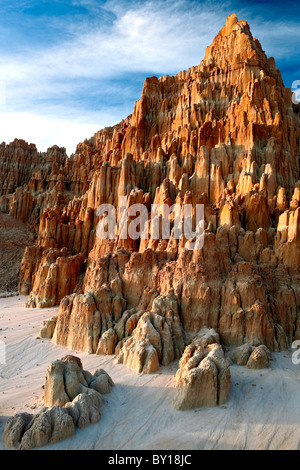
3;355;114;449
0;15;299;385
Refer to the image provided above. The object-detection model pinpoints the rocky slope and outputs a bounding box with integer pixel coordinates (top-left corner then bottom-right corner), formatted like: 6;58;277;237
1;14;300;372
0;212;34;293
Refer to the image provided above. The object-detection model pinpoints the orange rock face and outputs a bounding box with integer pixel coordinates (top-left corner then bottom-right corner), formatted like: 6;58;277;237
1;14;300;369
24;248;84;308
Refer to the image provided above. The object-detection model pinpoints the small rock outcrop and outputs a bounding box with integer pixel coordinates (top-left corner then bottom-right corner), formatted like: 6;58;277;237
3;356;114;450
116;304;185;374
44;355;114;406
3;406;74;450
63;389;103;429
246;345;271;369
228;343;271;369
173;328;231;410
38;316;57;339
48;290;185;374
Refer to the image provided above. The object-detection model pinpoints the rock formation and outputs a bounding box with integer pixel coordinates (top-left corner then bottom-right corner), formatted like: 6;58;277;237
227;343;271;368
1;14;300;374
25;248;85;308
3;356;114;449
43;355;114;406
246;344;271;369
3;406;75;450
173;327;231;409
38;316;57;339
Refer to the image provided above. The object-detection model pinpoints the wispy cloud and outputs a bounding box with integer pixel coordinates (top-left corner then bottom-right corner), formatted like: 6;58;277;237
0;0;299;154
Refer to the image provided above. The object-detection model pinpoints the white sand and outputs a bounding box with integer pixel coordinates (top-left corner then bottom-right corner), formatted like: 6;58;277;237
0;295;300;450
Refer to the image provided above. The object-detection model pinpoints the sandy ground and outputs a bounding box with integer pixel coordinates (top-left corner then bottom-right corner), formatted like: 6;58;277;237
0;296;300;450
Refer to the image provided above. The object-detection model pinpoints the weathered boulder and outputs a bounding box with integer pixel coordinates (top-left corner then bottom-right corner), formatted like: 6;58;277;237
116;336;160;374
227;343;254;366
246;345;271;369
87;369;114;395
43;355;114;406
64;389;102;429
3;356;114;449
44;355;88;406
38;316;57;339
173;328;231;410
227;343;271;369
3;406;74;450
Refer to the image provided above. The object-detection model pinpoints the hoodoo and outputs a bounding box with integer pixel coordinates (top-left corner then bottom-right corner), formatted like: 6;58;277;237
1;14;300;374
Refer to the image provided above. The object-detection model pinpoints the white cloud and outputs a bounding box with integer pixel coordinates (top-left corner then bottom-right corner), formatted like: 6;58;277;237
0;0;229;153
2;1;225;84
0;111;119;154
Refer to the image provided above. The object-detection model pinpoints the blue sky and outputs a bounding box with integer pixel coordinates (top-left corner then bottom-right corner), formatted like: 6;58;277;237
0;0;299;155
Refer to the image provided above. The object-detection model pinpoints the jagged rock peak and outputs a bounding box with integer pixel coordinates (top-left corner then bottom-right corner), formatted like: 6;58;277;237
202;13;281;80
